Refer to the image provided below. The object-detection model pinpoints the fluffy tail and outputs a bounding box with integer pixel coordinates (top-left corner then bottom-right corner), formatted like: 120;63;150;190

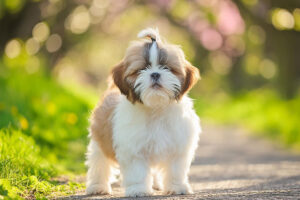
137;28;161;42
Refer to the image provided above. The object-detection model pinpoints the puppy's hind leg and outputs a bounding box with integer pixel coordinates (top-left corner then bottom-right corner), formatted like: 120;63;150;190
86;140;113;195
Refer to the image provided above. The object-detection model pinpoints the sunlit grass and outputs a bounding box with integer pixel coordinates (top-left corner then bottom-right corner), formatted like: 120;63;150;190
0;62;92;198
0;129;85;199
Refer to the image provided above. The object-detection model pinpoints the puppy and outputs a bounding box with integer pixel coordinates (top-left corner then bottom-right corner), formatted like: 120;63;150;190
86;28;201;197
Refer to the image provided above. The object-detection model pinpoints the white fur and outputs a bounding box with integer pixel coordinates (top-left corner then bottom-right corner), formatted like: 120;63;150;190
134;65;181;108
138;28;161;42
149;41;158;66
85;140;114;195
86;95;201;197
111;95;201;196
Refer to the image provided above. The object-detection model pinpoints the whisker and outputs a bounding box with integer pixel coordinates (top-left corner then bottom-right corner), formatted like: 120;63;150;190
134;82;142;90
172;84;181;92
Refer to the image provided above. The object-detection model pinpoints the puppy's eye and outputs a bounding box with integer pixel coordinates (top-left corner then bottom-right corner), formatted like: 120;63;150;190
140;65;150;72
161;66;169;70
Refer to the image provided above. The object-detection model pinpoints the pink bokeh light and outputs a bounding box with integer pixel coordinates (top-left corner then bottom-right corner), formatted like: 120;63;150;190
199;28;223;50
187;14;210;35
217;0;245;35
149;0;174;10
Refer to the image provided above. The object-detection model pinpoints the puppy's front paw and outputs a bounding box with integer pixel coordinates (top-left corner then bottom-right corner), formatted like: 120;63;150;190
165;183;193;195
86;183;112;195
125;184;152;197
153;181;163;191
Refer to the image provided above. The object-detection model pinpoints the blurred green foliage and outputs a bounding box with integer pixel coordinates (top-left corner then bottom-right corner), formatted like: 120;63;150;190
0;0;26;15
195;90;300;150
0;60;90;172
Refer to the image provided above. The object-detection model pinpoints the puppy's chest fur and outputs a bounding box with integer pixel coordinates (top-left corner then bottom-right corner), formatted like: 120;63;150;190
112;96;196;162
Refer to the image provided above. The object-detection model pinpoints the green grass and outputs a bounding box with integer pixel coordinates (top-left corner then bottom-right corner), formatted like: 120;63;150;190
0;129;53;199
0;58;92;199
195;89;300;150
0;129;84;199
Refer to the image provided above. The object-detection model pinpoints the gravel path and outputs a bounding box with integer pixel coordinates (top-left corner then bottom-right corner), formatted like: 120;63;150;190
61;124;300;199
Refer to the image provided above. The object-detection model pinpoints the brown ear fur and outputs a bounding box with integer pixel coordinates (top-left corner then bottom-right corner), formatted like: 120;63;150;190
111;61;141;103
180;63;200;97
111;61;129;96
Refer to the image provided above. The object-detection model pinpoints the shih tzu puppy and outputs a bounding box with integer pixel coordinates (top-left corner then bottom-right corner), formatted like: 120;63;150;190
86;28;201;197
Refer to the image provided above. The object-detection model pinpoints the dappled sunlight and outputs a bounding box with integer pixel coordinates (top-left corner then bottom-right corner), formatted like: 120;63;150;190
293;8;300;31
247;25;266;45
66;6;91;34
259;59;277;79
25;38;40;55
46;34;62;53
244;54;260;75
209;52;232;75
272;9;295;30
5;39;21;59
32;22;50;43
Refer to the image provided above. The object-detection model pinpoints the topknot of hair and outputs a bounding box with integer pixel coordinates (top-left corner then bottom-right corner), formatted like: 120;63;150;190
137;28;161;43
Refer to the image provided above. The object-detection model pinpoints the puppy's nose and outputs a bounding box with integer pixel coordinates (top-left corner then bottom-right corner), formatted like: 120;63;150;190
151;72;160;81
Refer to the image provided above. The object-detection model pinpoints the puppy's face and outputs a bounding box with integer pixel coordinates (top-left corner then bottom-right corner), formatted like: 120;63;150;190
112;36;199;108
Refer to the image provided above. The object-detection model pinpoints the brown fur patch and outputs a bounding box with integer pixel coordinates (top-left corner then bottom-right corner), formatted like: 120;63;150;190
163;44;186;75
180;62;200;98
124;41;147;77
160;44;200;99
89;88;120;162
111;61;129;96
112;41;147;103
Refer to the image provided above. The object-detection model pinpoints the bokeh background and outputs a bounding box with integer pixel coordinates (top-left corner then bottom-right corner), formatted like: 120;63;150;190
0;0;300;198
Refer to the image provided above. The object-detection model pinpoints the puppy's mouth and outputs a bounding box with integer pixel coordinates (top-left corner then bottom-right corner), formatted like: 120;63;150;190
151;82;162;89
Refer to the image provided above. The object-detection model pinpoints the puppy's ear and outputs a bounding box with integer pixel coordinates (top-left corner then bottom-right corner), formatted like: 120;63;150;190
180;62;200;96
111;61;129;96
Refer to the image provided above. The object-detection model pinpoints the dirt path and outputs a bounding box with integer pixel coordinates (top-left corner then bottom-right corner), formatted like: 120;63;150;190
61;124;300;199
